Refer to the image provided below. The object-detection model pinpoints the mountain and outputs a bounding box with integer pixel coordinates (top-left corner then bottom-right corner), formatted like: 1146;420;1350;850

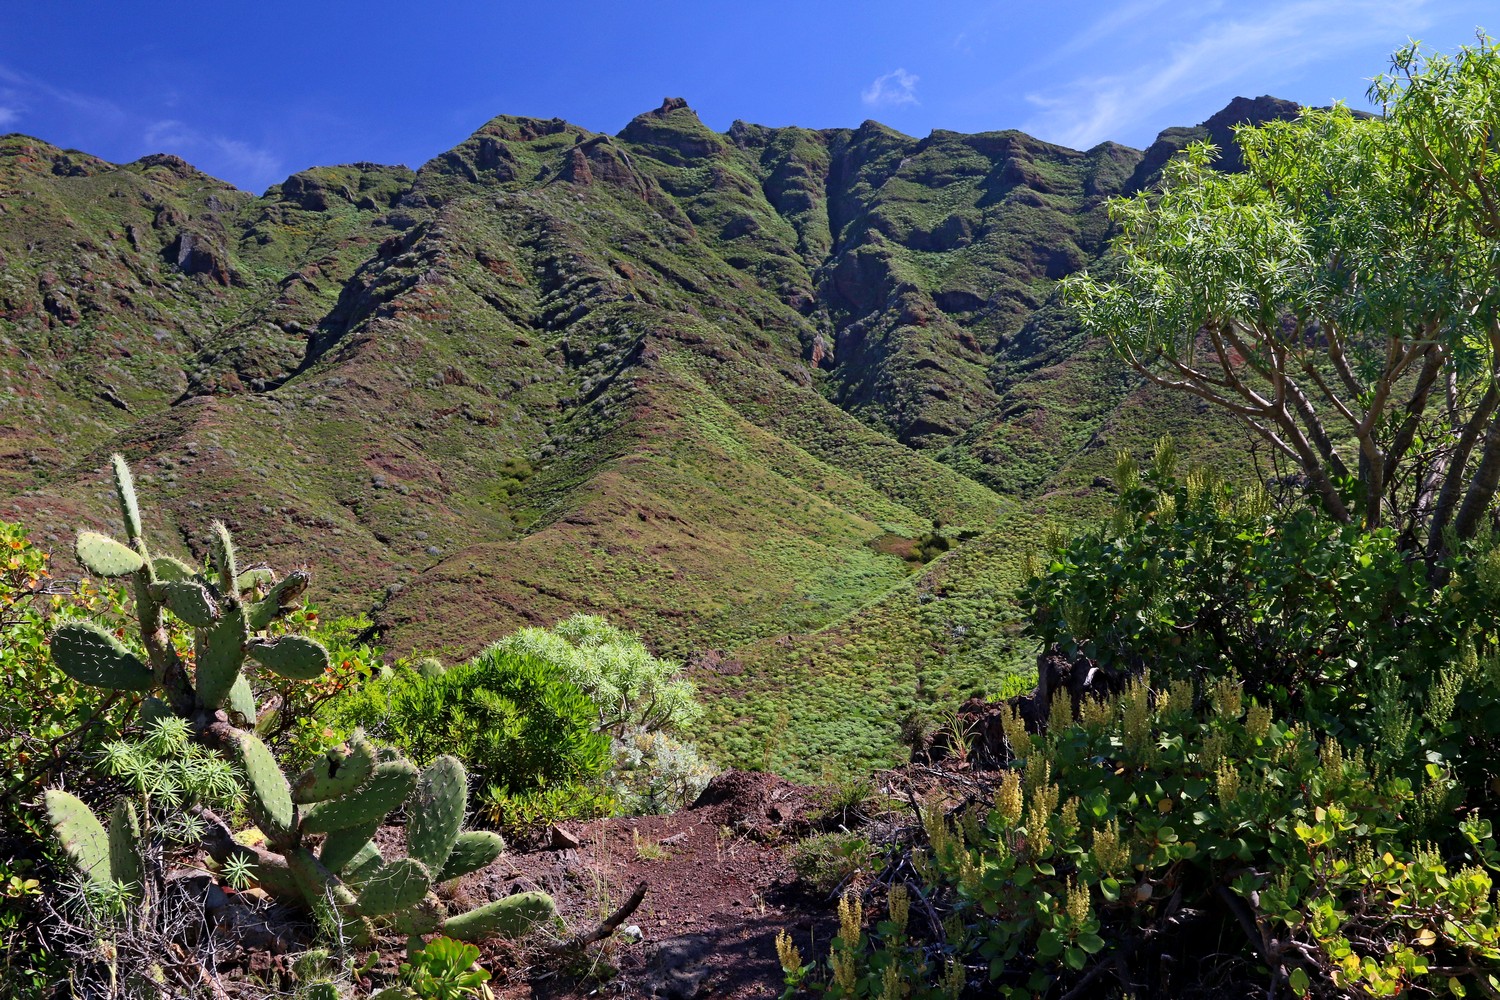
0;96;1301;777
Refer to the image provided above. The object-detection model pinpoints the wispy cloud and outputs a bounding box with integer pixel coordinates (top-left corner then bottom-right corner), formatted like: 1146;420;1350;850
1021;0;1433;150
0;61;284;190
862;68;920;109
144;119;283;185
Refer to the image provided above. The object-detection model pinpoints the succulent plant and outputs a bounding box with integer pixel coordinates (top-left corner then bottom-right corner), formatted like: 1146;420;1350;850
43;790;146;899
43;454;557;946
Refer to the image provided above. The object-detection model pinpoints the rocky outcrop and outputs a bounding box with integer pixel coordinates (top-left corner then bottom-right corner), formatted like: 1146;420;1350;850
164;230;233;284
1128;94;1303;188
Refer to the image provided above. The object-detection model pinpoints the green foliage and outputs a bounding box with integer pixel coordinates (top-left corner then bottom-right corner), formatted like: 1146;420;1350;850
477;781;616;835
493;614;702;736
331;644;611;803
788;832;879;898
1063;35;1500;540
491;614;717;813
1020;441;1500;797
400;936;491;999
0;520;138;844
803;677;1500;997
0;862;46;999
264;605;385;771
97;717;242;841
31;456;556;949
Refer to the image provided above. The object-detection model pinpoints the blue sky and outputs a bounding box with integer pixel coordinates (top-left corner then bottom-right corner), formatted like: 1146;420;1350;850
0;2;1490;193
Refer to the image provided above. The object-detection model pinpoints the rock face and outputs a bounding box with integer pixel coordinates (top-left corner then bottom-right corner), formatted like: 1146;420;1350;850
0;98;1276;773
1129;94;1303;186
166;230;233;284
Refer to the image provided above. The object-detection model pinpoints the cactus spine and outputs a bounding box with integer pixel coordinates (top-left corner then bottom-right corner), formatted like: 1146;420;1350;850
42;455;556;945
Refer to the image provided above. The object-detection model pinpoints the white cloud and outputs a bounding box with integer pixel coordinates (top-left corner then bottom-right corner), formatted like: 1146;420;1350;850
144;119;283;188
1021;0;1432;150
0;62;284;190
862;68;920;109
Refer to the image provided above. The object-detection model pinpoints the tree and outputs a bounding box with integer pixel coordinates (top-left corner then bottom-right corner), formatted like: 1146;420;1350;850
1062;35;1500;555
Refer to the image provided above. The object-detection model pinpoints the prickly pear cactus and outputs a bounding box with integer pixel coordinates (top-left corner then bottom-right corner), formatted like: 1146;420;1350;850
50;621;153;691
44;790;148;902
407;756;466;872
41;454;557;945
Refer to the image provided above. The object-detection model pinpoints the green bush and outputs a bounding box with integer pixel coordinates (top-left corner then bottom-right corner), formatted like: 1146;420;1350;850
492;614;717;813
329;645;611;805
492;614;702;736
1019;440;1500;799
477;782;616;838
0;521;138;994
0;521;137;842
790;675;1500;997
788;832;879;898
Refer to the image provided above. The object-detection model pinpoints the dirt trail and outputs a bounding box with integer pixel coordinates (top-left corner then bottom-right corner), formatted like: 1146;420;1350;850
468;771;833;999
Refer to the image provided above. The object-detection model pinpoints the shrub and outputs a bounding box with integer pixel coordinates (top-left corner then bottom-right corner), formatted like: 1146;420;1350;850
0;521;139;994
788;832;879;898
331;644;612;802
492;614;702;736
0;521;137;843
1019;439;1500;799
254;605;384;770
610;725;716;816
477;782;616;838
491;614;717;814
791;675;1500;997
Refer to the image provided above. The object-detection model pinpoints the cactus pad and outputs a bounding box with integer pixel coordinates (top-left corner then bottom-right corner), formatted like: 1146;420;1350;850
246;571;310;630
247;635;329;680
50;621;153;691
436;831;506;883
443;892;557;942
236;567;276;592
110;454;143;543
319;820;380;874
139;696;173;728
244;852;301;898
150;555;198;582
108;799;142;896
417;657;446;678
76;530;145;578
340;840;385;885
150;580;219;627
286;846;362;939
355;858;431;916
235;731;295;841
44;790;112;887
227;673;257;727
391;894;447;935
407;755;467;872
300;758;418;834
293;731;375;804
209;522;239;592
196;602;248;710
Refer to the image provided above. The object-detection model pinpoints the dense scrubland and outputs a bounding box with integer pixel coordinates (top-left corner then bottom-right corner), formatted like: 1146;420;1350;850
7;32;1500;1000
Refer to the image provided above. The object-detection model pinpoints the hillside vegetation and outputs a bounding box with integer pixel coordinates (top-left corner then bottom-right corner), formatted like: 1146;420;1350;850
0;95;1291;774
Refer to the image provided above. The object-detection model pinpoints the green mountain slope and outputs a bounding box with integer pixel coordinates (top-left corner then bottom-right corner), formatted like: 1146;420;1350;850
0;96;1299;776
